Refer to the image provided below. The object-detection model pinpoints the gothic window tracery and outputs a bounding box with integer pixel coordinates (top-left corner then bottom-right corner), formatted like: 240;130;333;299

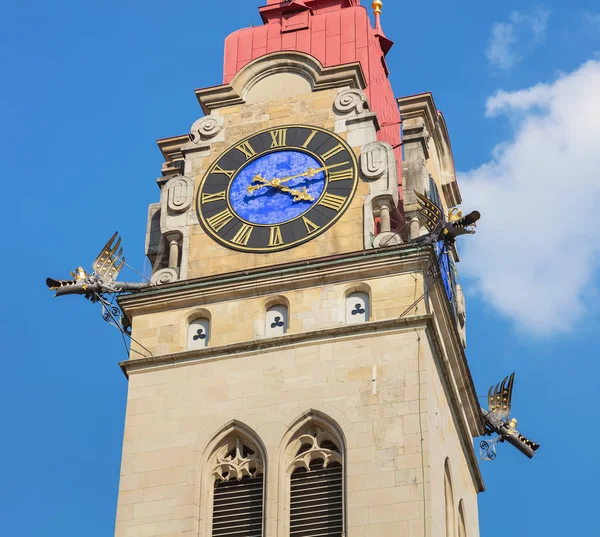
210;436;265;537
287;425;344;537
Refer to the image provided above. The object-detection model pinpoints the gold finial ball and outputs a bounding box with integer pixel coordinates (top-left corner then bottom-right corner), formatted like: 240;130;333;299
372;0;383;15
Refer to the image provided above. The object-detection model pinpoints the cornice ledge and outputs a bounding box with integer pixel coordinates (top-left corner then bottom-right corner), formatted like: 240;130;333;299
195;52;366;114
120;315;432;377
119;245;428;316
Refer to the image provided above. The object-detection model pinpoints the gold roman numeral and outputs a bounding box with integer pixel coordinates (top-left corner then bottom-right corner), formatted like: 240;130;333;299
302;216;320;234
328;168;353;182
270;129;288;148
268;226;284;247
213;165;235;178
207;209;234;232
319;193;347;211
236;141;256;160
231;223;253;246
321;143;344;161
201;191;226;204
302;130;318;148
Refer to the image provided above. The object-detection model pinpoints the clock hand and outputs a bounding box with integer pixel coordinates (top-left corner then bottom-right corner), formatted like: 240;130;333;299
278;185;315;202
246;162;349;195
246;175;314;201
272;162;349;185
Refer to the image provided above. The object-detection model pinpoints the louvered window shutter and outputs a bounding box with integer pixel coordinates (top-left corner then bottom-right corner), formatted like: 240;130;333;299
212;474;264;537
290;459;343;537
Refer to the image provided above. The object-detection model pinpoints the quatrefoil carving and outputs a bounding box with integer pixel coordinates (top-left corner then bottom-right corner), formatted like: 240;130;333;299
212;438;263;483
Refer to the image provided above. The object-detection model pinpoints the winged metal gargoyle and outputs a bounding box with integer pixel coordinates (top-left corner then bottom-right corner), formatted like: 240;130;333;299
46;232;150;301
481;373;541;459
414;190;481;245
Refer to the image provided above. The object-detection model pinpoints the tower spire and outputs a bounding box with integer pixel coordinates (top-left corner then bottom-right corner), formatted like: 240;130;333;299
372;0;383;31
372;0;393;55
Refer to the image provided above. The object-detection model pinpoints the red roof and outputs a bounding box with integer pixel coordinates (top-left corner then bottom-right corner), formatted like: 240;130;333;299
223;0;403;193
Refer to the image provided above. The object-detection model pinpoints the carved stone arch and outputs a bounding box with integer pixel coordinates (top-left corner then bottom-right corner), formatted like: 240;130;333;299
262;294;291;312
458;499;467;537
185;307;213;325
277;409;346;537
342;281;372;301
198;420;267;537
444;458;456;537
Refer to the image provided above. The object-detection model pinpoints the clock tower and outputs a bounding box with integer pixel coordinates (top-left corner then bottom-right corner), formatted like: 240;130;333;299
115;2;484;537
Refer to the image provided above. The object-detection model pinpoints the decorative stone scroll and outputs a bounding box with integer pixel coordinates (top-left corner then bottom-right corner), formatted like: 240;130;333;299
165;175;193;214
360;142;389;180
333;88;369;115
151;268;178;285
189;116;223;144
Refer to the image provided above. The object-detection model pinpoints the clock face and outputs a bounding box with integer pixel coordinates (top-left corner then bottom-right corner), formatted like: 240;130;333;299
196;125;358;252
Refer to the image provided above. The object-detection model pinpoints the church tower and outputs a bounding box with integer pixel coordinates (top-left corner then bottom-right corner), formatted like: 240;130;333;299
115;2;484;537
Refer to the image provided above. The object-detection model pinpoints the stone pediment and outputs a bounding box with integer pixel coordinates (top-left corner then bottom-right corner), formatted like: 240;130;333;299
195;51;366;114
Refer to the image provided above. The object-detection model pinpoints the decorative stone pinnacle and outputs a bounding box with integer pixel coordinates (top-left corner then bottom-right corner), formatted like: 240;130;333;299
372;0;383;15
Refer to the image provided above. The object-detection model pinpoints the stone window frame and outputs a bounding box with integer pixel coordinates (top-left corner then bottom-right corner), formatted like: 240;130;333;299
277;411;347;537
444;458;456;537
185;308;212;350
263;296;291;338
199;421;267;537
343;282;372;324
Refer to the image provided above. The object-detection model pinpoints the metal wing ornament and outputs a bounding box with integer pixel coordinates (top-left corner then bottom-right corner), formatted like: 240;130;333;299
92;232;126;284
46;232;152;355
413;190;481;246
481;373;541;459
46;232;149;299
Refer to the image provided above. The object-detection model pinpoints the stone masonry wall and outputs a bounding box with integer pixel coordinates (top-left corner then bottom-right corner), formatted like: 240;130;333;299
130;272;424;357
115;326;478;537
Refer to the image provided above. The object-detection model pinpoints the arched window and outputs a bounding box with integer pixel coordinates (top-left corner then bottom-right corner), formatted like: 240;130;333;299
265;304;288;336
444;459;456;537
188;318;210;349
345;291;370;324
458;501;467;537
286;421;344;537
209;435;264;537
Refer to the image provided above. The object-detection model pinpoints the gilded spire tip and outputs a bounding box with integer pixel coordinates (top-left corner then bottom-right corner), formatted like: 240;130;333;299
372;0;383;15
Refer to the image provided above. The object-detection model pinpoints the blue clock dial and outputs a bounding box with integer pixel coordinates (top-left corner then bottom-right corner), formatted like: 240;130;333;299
229;151;325;225
197;125;359;253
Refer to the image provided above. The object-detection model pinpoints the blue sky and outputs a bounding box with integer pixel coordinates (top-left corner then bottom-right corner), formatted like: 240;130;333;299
1;0;599;535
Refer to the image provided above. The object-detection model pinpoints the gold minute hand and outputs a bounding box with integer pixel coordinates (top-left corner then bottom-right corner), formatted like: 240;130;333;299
273;161;349;185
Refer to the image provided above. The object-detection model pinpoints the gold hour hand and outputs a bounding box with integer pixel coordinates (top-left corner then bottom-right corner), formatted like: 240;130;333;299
280;186;315;202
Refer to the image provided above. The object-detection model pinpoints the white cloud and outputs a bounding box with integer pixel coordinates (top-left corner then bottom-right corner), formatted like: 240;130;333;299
486;8;550;70
583;12;600;27
457;59;600;336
